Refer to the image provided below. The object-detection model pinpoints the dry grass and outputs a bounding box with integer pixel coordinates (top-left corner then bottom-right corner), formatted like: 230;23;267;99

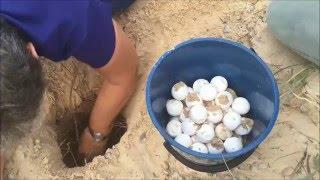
273;63;319;109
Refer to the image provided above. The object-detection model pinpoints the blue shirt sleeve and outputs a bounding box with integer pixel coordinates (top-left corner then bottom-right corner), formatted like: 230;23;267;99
0;0;115;68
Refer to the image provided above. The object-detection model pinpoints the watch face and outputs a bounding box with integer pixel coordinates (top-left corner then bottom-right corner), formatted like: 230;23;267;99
88;127;107;142
94;133;104;142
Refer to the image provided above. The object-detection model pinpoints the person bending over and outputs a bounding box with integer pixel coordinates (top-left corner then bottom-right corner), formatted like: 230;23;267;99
0;0;137;167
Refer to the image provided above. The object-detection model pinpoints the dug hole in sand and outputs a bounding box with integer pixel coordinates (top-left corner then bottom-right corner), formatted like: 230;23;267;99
3;0;319;179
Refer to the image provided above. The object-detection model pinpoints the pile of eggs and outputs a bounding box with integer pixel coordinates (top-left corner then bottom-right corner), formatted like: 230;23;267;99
166;76;254;154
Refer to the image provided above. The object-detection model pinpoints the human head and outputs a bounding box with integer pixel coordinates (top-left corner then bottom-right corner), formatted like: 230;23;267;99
0;18;44;128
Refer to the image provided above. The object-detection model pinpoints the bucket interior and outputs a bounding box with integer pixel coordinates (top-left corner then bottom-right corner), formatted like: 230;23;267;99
147;38;278;159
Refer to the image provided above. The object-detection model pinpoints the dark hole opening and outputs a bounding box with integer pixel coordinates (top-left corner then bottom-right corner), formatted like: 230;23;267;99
56;110;127;168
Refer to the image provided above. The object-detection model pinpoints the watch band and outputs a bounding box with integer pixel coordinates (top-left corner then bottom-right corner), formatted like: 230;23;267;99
88;126;109;142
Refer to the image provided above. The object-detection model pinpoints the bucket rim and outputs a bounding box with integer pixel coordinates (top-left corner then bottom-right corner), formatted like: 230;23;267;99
146;37;280;160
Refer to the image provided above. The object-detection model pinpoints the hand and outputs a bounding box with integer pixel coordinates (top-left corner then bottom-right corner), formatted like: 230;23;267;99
78;127;107;161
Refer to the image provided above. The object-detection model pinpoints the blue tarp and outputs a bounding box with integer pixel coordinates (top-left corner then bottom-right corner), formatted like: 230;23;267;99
267;1;319;65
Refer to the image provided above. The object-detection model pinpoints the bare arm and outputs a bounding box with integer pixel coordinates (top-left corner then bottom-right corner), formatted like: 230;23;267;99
78;20;138;157
90;21;138;134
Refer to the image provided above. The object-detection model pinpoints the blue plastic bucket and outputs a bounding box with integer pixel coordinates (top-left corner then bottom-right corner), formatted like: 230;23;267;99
146;38;279;172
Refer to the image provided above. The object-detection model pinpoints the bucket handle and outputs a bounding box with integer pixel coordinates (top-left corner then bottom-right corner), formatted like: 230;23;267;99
164;142;256;173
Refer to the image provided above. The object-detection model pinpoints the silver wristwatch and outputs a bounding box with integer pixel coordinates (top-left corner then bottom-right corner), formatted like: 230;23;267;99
88;126;108;142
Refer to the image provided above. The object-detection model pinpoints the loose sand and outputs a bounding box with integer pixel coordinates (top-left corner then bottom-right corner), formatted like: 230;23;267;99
3;0;319;179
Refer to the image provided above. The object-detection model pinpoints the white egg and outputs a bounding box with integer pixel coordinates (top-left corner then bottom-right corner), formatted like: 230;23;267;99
226;88;237;98
190;105;207;124
232;134;243;144
215;123;233;140
191;142;208;153
166;99;183;116
223;111;241;130
179;107;191;122
207;137;224;154
210;76;228;92
203;100;215;107
224;137;243;153
206;103;223;124
199;83;217;101
235;117;254;135
185;92;203;107
196;124;215;143
175;134;192;148
192;79;209;93
171;81;189;100
166;118;182;137
215;91;234;110
232;97;250;115
181;119;198;136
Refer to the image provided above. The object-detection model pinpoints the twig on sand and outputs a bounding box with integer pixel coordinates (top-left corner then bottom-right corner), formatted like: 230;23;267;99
286;67;313;84
273;63;306;76
221;153;235;180
290;146;308;176
272;151;300;163
218;16;226;24
306;155;311;174
58;138;67;148
67;142;78;167
291;92;319;109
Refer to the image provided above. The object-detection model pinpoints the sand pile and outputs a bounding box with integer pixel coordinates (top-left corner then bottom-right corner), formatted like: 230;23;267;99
3;0;319;179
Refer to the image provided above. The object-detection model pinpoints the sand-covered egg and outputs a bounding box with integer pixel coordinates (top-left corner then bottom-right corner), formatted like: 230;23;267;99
210;76;228;92
235;117;254;135
224;137;243;153
166;118;182;137
196;124;215;143
207;137;224;154
223;111;241;130
175;134;192;147
203;100;215;107
226;88;237;98
181;119;198;136
206;103;223;124
232;97;250;115
185;92;202;107
166;76;255;155
190;105;207;124
215;91;233;110
199;83;217;101
215;123;233;140
179;107;191;122
192;79;209;93
191;142;208;153
166;99;183;116
171;81;189;100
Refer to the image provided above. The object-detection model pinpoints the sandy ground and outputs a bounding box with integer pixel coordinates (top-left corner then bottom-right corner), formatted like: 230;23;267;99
3;0;319;179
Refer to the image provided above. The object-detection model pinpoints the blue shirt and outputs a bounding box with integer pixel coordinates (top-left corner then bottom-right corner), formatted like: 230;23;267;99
0;0;115;68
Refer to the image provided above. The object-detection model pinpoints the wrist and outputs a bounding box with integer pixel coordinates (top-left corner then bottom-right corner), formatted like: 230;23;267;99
87;125;109;142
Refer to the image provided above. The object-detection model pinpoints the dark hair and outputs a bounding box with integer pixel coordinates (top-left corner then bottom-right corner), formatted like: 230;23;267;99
0;19;44;128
